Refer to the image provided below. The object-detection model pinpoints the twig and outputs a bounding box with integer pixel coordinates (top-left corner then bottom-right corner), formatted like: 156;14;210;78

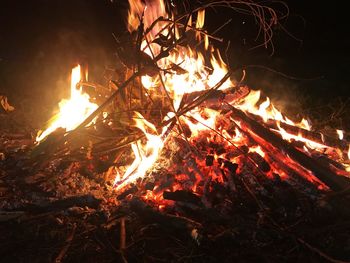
74;72;141;132
297;237;350;263
54;223;77;263
120;217;126;250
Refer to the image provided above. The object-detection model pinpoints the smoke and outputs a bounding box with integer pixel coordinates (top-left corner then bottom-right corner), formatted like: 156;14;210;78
244;68;309;122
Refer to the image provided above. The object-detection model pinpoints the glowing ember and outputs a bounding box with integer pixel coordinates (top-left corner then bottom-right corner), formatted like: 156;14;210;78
36;65;98;142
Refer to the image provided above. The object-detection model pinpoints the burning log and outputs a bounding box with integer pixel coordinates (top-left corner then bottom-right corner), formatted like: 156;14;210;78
182;85;250;110
247;152;271;173
228;105;350;191
260;117;349;153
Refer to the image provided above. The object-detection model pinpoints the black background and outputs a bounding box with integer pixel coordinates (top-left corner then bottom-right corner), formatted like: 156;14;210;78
0;0;349;127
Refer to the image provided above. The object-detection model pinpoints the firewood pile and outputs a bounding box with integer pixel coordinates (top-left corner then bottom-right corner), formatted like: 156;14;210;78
1;0;350;262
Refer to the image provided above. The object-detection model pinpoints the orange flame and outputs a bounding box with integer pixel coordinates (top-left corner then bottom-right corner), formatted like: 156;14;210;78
36;65;98;142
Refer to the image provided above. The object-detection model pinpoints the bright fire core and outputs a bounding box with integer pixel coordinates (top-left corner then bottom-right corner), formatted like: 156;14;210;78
36;65;98;142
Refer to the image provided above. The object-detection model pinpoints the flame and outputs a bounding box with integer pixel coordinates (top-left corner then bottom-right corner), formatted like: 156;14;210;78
249;145;265;157
196;10;205;29
36;65;98;142
337;129;344;140
127;0;167;39
113;112;171;190
111;0;350;195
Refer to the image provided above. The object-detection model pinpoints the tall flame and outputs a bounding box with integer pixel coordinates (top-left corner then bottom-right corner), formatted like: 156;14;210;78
36;65;98;142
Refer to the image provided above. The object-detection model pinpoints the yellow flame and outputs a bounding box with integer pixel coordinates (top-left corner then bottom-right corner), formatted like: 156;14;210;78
114;112;170;190
183;108;219;138
235;90;312;132
196;10;205;29
36;65;98;142
249;145;265;157
127;0;167;39
277;125;327;150
337;129;344;140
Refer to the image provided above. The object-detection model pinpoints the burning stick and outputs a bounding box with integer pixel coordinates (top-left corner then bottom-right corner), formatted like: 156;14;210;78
228;104;350;191
258;117;349;153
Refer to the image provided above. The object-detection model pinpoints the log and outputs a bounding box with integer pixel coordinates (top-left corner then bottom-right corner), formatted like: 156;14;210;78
258;117;349;153
183;85;250;108
129;198;201;234
228;105;350;191
163;190;202;206
18;194;101;213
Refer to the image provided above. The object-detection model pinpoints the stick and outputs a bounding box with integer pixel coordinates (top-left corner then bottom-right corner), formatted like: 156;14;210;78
54;223;77;263
74;72;140;132
20;195;101;213
297;237;350;263
120;217;126;250
130;198;201;232
260;117;349;153
228;105;350;191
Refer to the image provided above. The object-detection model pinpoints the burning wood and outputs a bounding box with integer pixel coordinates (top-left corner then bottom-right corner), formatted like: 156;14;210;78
2;0;350;262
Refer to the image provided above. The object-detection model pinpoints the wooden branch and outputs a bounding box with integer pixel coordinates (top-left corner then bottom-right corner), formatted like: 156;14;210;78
228;105;350;191
20;194;101;213
182;85;250;110
163;190;202;206
120;217;126;250
54;223;77;263
130;198;201;232
74;72;140;132
257;117;349;153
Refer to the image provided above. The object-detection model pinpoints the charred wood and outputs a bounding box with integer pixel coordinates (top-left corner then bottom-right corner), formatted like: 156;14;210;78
228;106;350;191
130;198;201;235
261;118;349;153
15;194;101;213
163;190;202;206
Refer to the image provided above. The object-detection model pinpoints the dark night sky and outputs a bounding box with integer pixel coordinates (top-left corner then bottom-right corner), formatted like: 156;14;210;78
0;0;349;124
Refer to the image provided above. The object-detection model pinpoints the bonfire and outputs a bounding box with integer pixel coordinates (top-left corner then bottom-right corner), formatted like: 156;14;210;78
1;0;350;262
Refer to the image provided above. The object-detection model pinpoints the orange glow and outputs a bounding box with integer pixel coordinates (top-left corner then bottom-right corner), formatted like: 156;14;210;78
36;65;98;142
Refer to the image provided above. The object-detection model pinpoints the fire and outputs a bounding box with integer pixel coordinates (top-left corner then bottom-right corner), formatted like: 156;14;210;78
113;112;170;191
37;0;350;198
109;0;350;194
337;129;344;140
114;0;234;188
108;0;350;195
36;65;98;142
